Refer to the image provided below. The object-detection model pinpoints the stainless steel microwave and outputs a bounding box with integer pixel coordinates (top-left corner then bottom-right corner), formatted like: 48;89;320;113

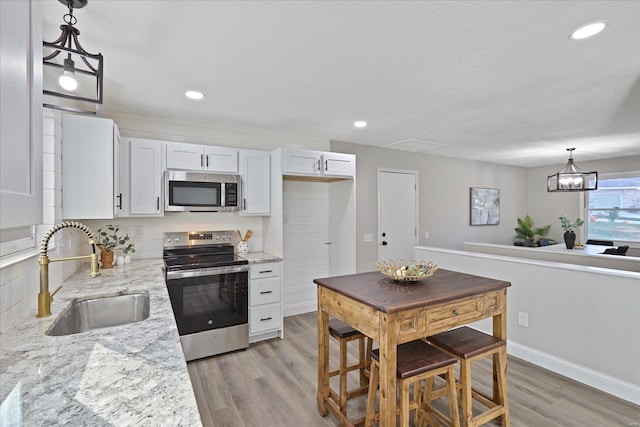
164;170;241;212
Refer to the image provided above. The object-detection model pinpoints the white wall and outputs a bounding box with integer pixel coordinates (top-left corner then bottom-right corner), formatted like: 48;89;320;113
527;155;640;243
330;140;528;272
415;246;640;404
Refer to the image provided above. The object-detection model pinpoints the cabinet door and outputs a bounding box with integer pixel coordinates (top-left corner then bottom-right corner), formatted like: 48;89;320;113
321;152;355;177
283;149;320;175
0;0;43;229
62;114;115;219
166;142;204;170
205;147;238;173
129;139;164;216
239;150;270;215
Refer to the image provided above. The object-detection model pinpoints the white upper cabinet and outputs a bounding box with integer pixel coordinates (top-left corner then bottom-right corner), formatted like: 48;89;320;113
321;152;355;177
62;114;119;219
239;149;270;215
282;149;355;178
128;138;165;216
166;142;238;173
0;0;43;229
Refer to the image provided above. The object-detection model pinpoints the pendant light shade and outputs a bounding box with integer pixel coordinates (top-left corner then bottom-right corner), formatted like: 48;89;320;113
43;0;103;114
547;148;598;192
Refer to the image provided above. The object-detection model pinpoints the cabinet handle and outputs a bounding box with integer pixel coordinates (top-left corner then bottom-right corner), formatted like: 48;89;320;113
206;155;209;168
116;193;122;209
324;160;328;171
243;198;246;210
260;290;273;294
156;197;160;211
260;317;273;322
453;309;459;315
316;159;321;172
201;154;204;168
260;270;273;274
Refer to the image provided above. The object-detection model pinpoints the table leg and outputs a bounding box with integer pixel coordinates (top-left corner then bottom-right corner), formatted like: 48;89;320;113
493;289;508;425
378;312;397;427
317;296;329;416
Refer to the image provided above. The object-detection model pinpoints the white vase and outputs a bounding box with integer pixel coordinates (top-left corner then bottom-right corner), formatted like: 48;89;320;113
124;254;131;264
115;256;125;266
236;241;248;254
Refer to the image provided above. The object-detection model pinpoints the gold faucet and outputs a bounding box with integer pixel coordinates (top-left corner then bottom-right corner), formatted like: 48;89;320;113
38;221;101;318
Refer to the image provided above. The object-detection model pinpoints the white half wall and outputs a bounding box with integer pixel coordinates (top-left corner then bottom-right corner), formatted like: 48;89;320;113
415;245;640;404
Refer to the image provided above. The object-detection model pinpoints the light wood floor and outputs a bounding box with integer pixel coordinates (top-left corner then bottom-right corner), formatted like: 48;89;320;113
188;312;640;427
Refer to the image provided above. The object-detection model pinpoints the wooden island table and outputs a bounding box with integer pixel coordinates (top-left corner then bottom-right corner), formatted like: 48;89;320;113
315;269;511;426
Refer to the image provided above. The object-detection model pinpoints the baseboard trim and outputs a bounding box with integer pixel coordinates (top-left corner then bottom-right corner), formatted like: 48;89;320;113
507;340;640;405
283;302;316;318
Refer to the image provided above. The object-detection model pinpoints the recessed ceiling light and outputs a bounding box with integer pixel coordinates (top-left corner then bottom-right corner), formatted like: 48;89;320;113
354;121;367;128
185;90;204;100
571;22;606;40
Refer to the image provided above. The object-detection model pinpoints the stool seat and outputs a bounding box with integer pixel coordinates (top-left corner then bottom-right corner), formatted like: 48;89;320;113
365;340;460;427
329;319;364;339
427;326;504;359
370;340;457;379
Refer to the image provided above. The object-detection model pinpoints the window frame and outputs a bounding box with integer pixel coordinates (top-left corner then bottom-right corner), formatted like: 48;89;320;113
582;170;640;247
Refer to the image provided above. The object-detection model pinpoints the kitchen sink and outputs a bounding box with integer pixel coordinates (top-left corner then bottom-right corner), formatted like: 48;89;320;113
46;292;150;336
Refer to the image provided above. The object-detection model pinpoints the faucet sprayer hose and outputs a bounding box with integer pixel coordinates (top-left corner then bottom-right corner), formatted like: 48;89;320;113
40;221;97;258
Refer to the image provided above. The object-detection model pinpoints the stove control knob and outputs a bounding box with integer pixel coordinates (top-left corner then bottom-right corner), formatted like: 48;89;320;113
208;320;213;325
174;237;180;243
166;237;172;243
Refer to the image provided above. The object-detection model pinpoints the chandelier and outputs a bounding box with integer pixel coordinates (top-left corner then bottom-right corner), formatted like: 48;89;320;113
43;0;103;114
547;148;598;192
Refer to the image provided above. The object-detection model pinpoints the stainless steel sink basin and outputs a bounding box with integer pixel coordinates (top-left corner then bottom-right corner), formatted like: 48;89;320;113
46;292;150;336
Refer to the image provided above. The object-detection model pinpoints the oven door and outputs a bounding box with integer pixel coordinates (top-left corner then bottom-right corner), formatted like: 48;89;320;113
166;265;249;336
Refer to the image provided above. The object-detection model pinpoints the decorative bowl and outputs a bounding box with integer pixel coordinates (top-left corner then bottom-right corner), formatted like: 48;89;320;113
375;259;438;282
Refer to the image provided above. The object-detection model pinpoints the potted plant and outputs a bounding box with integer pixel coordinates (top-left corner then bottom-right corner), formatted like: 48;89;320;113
513;214;552;247
96;225;135;268
558;215;584;249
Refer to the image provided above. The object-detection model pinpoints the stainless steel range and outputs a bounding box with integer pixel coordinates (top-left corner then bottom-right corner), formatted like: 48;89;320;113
163;230;249;361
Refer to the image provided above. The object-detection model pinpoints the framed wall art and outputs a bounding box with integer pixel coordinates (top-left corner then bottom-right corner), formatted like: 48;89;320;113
470;187;500;225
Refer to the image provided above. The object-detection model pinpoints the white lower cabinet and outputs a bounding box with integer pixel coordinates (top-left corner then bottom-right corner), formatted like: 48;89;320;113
249;262;283;342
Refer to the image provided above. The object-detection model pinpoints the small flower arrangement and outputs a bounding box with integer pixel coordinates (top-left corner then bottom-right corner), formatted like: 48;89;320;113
97;224;135;254
558;215;584;233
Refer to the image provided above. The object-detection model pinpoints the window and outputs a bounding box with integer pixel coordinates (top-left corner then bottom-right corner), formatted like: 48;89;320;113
584;172;640;244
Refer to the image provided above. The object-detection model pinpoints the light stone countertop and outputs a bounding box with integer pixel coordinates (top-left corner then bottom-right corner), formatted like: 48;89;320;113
238;251;282;263
0;259;202;427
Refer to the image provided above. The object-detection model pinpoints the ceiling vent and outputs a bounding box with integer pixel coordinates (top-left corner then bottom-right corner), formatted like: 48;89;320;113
381;139;446;153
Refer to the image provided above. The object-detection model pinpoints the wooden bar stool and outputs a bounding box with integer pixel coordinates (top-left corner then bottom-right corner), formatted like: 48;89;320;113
328;319;373;424
426;327;510;427
365;340;460;427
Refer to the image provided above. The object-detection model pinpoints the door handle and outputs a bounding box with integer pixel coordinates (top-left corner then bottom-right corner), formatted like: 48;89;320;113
382;241;388;246
200;154;204;168
206;155;209;168
156;196;160;211
116;193;122;209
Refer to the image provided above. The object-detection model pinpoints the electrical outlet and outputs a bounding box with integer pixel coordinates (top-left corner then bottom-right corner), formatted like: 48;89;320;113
518;312;529;327
424;230;430;239
363;233;373;242
134;226;144;239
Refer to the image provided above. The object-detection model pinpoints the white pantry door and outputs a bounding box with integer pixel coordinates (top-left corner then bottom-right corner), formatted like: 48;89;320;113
378;169;418;262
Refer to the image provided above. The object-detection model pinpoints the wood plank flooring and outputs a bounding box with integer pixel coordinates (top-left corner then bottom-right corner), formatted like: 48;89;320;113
187;312;640;427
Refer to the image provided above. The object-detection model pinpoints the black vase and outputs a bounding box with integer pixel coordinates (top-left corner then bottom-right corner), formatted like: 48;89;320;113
564;231;576;249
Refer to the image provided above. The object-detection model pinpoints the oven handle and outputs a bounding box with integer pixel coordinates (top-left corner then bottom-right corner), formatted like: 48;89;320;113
166;264;249;280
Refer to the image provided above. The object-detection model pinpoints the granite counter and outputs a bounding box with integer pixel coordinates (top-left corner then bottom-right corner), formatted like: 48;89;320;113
0;259;202;427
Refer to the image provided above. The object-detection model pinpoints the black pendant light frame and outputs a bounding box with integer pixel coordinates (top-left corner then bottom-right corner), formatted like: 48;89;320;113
547;148;598;192
43;0;103;114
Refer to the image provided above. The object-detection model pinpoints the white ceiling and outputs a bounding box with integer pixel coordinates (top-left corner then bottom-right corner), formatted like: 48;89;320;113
42;0;640;167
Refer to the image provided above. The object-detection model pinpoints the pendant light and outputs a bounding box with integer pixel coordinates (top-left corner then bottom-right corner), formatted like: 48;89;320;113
547;148;598;192
43;0;103;114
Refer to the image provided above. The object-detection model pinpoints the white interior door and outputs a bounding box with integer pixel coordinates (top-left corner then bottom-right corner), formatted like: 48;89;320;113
378;169;418;262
